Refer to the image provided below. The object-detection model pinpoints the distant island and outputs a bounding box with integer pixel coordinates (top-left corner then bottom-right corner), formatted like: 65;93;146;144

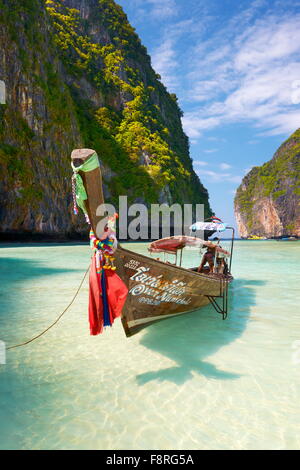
235;128;300;238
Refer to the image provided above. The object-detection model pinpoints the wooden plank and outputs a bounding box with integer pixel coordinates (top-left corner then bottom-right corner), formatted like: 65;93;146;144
115;247;225;337
71;149;105;235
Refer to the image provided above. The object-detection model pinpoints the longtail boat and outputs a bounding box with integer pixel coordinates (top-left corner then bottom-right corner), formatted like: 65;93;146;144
71;149;235;337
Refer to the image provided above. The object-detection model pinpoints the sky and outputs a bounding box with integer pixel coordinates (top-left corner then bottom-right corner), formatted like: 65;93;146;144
116;0;300;232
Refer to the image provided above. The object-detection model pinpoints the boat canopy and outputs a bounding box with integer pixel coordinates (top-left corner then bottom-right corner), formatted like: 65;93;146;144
148;236;230;256
149;236;203;254
190;221;228;232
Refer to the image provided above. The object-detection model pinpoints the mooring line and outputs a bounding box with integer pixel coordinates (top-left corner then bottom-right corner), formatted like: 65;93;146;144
6;265;90;350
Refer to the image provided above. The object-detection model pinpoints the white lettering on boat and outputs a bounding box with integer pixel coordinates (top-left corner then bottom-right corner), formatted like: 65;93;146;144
138;297;161;305
124;259;140;270
128;263;192;306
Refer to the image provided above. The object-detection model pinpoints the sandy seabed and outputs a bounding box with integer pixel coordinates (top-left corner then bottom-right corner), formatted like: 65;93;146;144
0;240;299;450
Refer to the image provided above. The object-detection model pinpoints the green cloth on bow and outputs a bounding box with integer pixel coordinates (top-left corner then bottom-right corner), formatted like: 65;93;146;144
71;152;100;215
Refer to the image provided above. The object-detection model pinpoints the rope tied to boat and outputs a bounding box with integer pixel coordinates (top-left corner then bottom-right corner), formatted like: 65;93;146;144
71;172;86;216
71;152;100;223
6;265;90;351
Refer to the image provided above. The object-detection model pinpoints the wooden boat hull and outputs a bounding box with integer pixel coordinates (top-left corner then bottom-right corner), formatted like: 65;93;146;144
71;149;232;337
115;246;228;337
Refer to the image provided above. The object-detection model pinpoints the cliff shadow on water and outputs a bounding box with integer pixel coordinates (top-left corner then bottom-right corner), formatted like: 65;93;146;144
136;279;264;385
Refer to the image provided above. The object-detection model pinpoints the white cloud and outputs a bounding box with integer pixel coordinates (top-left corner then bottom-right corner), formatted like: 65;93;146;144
183;11;300;137
196;169;242;184
129;0;178;20
151;18;203;90
196;169;230;181
203;148;218;154
207;136;226;142
193;160;209;166
147;0;178;19
220;163;231;170
227;175;243;184
126;0;300;138
244;167;253;174
151;39;179;88
234;17;300;71
182;114;220;137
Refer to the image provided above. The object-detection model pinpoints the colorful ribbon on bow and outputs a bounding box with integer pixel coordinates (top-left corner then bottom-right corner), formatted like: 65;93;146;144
88;228;128;334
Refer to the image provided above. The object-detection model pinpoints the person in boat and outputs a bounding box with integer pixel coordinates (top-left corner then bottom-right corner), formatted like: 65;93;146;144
212;237;228;274
197;245;216;273
197;238;229;275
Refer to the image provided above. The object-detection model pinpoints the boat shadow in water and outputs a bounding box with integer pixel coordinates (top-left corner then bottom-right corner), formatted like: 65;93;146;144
136;279;265;385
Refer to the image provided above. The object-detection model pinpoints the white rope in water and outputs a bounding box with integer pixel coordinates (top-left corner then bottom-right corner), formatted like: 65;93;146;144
6;266;90;350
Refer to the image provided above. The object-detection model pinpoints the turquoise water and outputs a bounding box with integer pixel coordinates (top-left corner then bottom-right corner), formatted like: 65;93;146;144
0;241;299;450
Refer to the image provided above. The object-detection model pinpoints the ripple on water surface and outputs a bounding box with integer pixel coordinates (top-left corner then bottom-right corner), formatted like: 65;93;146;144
0;241;299;450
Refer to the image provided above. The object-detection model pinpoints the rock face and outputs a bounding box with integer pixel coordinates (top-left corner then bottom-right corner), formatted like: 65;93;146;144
234;128;300;238
0;0;212;238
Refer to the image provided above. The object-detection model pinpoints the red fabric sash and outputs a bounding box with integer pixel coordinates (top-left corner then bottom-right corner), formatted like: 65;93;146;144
88;254;128;335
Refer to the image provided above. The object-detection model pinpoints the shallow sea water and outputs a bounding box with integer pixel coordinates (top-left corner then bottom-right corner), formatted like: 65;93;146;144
0;240;299;450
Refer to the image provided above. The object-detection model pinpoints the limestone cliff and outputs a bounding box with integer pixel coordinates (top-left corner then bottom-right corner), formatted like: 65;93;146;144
0;0;212;238
234;128;300;238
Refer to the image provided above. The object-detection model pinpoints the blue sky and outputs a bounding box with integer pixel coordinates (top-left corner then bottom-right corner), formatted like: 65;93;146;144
116;0;300;231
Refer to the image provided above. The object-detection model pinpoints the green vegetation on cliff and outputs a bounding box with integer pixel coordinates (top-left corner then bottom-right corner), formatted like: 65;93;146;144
235;128;300;237
45;0;203;205
0;0;212;235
